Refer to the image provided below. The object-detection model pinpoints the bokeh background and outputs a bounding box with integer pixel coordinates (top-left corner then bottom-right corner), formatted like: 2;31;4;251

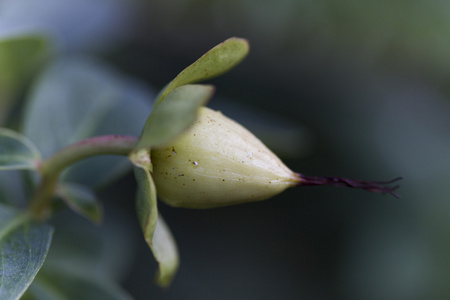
2;0;450;299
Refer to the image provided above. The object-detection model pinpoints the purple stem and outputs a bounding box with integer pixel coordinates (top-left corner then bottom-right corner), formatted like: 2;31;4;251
297;174;403;198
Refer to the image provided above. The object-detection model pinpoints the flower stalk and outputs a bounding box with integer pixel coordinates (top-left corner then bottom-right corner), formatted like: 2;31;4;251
29;135;139;219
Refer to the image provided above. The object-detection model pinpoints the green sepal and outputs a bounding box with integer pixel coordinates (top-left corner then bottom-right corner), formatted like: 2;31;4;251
135;84;214;150
155;37;249;106
134;166;179;287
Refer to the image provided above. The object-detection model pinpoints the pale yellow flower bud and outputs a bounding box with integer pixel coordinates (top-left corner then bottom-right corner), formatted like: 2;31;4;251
151;107;300;208
151;107;401;209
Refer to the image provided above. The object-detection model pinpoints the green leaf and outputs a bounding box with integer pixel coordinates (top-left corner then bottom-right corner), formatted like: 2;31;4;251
149;213;179;287
23;57;154;186
0;128;42;170
23;269;133;300
0;204;54;300
57;183;103;224
0;171;27;206
24;271;132;300
134;167;158;242
40;209;137;283
0;35;48;90
156;37;249;106
134;166;179;287
135;84;214;150
21;207;137;299
0;35;49;125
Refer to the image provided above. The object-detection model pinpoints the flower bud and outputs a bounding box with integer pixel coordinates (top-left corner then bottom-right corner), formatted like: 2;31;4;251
151;107;300;208
151;107;401;209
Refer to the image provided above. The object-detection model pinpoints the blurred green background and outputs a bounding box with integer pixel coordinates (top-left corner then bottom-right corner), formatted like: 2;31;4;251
2;0;450;299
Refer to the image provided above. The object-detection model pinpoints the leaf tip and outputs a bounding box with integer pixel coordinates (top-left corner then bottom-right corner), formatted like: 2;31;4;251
229;37;250;51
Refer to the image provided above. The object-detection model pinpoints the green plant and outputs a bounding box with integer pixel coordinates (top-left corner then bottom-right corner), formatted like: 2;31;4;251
0;37;400;299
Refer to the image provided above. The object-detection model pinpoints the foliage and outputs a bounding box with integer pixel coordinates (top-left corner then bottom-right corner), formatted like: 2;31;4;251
0;33;249;299
4;1;443;299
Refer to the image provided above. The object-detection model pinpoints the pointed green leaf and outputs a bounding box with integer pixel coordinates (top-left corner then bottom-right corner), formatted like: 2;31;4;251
134;166;179;287
135;84;214;150
57;183;103;224
0;128;42;170
156;37;249;105
0;205;54;300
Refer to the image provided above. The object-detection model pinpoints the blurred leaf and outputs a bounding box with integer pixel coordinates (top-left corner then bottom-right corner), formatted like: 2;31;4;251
0;204;53;300
0;35;48;91
134;166;179;287
0;128;41;170
57;183;103;224
0;35;48;125
156;37;249;106
23;269;133;300
41;209;137;283
23;57;154;186
136;84;214;150
21;207;137;299
62;156;133;188
62;81;153;187
0;0;135;52
0;171;27;206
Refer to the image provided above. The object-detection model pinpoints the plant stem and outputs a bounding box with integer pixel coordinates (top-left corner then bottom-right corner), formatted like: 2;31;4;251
29;135;139;220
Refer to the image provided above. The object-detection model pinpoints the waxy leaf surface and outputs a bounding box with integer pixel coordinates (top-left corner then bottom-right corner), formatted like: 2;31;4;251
0;204;53;300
